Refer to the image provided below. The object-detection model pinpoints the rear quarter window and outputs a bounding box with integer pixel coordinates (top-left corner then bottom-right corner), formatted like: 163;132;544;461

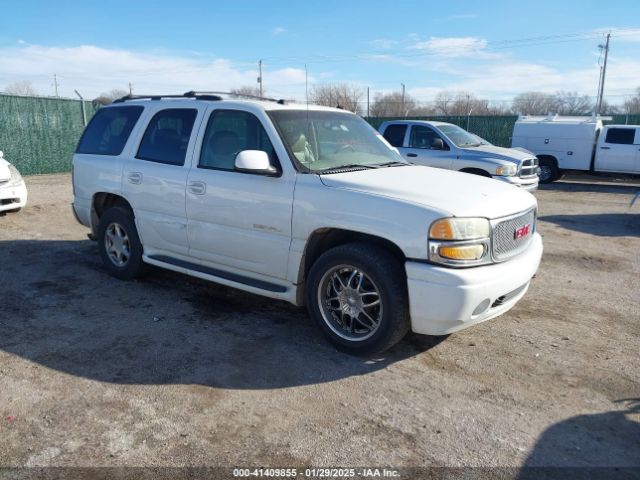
76;106;144;155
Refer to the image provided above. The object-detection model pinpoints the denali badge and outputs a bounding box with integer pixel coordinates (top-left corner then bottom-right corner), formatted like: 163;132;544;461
514;224;531;240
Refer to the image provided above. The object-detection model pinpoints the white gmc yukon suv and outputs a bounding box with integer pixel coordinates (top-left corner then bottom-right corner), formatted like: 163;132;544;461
72;92;543;354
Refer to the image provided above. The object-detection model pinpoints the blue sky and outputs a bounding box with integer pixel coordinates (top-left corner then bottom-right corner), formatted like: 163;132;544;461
2;0;639;105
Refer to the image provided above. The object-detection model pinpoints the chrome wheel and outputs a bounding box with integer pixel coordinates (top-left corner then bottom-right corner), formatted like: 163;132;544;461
104;222;131;267
318;265;383;341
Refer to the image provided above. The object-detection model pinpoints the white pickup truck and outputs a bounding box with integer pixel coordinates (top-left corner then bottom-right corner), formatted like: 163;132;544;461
72;92;543;354
379;120;539;191
511;115;640;183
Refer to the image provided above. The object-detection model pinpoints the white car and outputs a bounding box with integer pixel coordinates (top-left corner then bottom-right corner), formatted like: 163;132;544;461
0;151;28;214
72;92;543;354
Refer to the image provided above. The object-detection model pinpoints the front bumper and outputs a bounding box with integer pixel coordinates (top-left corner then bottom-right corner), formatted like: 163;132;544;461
494;175;539;192
406;233;543;335
0;180;27;212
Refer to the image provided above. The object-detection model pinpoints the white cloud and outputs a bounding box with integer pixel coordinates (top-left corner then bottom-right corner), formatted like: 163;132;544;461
411;36;488;57
370;38;397;50
0;43;311;99
272;27;286;35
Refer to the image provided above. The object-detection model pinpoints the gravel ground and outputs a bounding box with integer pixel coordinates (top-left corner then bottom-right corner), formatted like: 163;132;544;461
0;174;638;476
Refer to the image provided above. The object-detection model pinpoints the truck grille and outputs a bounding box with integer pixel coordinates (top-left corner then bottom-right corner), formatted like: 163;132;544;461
491;209;536;261
519;158;539;178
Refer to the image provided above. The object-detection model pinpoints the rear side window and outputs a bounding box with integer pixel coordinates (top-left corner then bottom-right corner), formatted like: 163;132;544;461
605;128;635;145
382;124;407;147
137;109;198;165
77;106;143;155
199;110;277;171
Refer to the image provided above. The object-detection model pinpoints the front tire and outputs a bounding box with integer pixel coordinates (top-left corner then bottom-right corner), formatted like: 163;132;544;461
97;206;147;280
306;243;410;355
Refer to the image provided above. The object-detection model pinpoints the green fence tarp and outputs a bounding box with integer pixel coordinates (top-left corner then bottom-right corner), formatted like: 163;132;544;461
0;94;98;175
1;93;639;175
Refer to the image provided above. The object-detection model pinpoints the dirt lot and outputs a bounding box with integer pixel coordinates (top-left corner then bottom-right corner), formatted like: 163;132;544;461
0;174;638;475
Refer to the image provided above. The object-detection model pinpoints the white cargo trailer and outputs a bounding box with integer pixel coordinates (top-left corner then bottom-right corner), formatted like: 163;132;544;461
511;114;640;183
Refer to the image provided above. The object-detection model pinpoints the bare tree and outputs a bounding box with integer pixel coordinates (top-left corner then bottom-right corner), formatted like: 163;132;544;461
623;87;640;114
309;83;364;114
433;91;455;115
598;99;621;115
93;88;130;105
369;91;419;117
511;92;556;115
553;91;593;115
5;80;38;96
230;85;263;97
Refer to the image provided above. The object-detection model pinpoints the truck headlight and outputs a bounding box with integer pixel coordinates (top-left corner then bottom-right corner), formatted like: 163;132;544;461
495;165;517;177
7;164;24;187
428;217;492;267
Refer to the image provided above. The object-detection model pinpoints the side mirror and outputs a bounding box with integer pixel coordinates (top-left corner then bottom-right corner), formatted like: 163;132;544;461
234;150;278;176
431;138;444;150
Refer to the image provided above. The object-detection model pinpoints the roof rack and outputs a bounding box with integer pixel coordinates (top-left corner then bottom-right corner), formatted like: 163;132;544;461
112;91;287;104
185;91;287;104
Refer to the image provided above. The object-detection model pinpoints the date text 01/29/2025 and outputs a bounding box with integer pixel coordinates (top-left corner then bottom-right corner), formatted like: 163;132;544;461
232;467;400;478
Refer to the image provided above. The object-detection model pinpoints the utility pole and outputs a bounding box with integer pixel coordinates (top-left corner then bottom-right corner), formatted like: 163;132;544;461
258;59;263;98
367;87;370;118
128;82;133;95
53;74;59;97
596;32;611;115
401;83;406;116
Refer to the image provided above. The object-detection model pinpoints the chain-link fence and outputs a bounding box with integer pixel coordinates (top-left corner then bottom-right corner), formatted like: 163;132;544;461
1;93;639;175
0;94;99;175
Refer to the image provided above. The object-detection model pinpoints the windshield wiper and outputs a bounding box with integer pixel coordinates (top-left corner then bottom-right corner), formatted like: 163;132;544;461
317;163;381;174
376;161;409;167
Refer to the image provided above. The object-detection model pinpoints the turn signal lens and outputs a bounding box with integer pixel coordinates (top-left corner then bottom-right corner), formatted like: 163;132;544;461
429;218;490;240
496;165;517;177
439;244;485;260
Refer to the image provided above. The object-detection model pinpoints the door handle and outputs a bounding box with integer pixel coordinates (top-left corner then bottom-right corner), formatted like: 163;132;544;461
188;181;206;195
600;146;610;150
406;153;417;158
127;172;142;184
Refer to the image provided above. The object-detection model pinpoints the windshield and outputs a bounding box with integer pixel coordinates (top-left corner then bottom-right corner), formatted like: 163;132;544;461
268;110;407;173
437;124;491;148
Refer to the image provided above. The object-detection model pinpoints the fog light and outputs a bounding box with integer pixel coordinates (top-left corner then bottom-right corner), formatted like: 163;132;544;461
472;298;491;316
438;244;485;260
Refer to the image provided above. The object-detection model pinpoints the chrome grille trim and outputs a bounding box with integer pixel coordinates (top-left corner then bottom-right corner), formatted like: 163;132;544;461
491;208;536;262
519;157;539;178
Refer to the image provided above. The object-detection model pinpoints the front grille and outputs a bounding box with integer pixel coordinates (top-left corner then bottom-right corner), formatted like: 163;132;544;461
519;157;539;178
491;209;536;261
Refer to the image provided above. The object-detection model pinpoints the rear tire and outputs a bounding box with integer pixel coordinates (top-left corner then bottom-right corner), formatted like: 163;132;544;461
305;243;410;355
97;206;147;280
538;158;559;184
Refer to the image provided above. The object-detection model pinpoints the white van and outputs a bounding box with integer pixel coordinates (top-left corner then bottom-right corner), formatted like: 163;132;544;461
511;114;640;183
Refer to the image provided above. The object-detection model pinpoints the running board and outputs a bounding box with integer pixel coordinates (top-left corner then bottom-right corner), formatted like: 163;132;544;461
147;255;287;293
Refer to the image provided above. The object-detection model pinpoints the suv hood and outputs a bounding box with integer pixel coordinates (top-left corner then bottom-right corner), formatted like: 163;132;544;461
0;158;10;182
460;144;534;163
319;165;536;218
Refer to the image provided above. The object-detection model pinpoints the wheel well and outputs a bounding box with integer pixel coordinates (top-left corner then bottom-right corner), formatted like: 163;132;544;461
460;167;492;178
91;193;133;233
297;228;406;303
537;155;558;168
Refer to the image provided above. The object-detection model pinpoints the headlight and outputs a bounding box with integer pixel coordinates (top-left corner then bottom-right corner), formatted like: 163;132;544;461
428;217;492;267
495;164;517;177
8;164;24;186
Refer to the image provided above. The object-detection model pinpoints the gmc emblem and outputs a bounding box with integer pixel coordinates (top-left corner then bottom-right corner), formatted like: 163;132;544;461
514;224;531;240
